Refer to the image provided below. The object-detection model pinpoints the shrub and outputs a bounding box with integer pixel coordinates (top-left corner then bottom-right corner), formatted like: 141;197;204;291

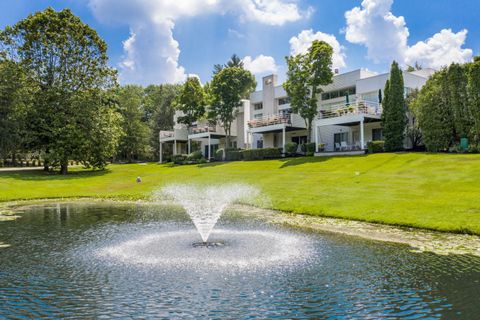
226;149;243;161
172;154;188;164
300;142;316;156
215;148;224;161
198;158;207;164
284;142;298;156
468;144;480;154
187;150;203;161
241;148;282;160
367;141;385;153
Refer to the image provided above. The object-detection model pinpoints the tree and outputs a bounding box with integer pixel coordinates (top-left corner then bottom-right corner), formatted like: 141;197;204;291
210;67;256;149
284;40;334;143
175;77;206;129
144;84;181;160
116;85;150;162
212;54;244;75
405;89;422;149
382;61;407;151
0;61;33;164
468;57;480;143
415;70;455;151
447;63;472;140
0;8;119;173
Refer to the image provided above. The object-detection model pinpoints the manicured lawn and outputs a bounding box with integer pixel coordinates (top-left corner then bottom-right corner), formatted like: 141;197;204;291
1;153;480;235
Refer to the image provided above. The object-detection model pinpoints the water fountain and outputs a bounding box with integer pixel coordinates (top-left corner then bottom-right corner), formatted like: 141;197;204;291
161;183;259;244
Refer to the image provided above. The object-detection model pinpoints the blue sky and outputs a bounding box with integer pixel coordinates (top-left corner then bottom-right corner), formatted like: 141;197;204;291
0;0;478;86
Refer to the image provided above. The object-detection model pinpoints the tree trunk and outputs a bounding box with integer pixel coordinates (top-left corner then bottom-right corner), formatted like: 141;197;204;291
12;153;17;167
306;119;313;143
60;160;68;175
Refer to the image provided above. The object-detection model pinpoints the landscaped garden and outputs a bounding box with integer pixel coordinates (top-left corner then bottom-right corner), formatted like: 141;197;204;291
2;152;480;235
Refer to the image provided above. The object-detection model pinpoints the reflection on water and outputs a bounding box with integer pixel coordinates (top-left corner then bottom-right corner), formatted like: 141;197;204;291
0;203;479;319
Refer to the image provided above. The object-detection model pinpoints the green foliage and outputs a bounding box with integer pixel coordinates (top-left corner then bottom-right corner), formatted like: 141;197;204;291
215;148;224;161
405;89;422;148
187;150;203;161
171;154;188;165
367;141;385;153
0;8;119;173
284;142;298;156
300;142;316;155
382;61;407;151
226;149;243;161
210;67;256;148
467;58;480;142
175;77;206;127
116;85;151;162
284;40;334;143
447;63;472;140
241;148;282;160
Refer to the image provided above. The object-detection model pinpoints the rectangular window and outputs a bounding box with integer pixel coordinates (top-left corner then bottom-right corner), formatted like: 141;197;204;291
322;87;356;101
254;103;263;110
278;97;291;105
254;113;263;120
256;139;263;149
372;128;383;141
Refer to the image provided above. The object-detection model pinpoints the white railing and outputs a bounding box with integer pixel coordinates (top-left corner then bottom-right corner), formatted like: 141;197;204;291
318;101;382;120
248;113;291;128
189;126;216;135
160;130;175;139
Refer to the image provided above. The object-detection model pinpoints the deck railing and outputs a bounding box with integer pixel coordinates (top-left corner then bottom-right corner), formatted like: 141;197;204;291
159;130;175;139
318;101;382;120
189;126;216;135
248;113;291;128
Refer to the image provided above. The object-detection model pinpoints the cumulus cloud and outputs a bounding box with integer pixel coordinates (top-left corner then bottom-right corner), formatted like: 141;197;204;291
89;0;309;85
243;55;278;75
289;29;346;70
344;0;473;68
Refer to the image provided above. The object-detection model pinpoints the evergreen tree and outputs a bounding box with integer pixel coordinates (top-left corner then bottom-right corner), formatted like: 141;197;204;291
447;63;472;140
467;57;480;143
382;61;407;151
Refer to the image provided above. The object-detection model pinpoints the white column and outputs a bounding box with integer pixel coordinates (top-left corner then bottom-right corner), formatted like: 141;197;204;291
188;139;191;154
208;134;211;160
360;119;365;150
282;125;286;155
174;140;177;155
159;141;163;163
315;124;319;152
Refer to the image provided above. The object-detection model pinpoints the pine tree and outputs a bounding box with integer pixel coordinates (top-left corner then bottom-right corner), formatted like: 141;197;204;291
382;61;407;151
447;63;472;141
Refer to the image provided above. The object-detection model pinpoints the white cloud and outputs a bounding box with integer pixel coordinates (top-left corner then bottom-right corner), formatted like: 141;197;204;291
89;0;308;85
344;0;473;68
289;29;347;70
243;55;278;75
405;29;473;70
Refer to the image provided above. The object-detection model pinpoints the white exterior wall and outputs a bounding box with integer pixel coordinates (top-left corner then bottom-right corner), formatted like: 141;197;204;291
316;122;382;151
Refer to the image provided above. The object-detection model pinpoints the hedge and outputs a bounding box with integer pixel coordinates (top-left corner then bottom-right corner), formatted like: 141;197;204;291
367;141;385;153
241;148;282;160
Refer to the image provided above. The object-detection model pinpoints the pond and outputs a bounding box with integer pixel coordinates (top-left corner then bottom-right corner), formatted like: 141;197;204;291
1;203;479;319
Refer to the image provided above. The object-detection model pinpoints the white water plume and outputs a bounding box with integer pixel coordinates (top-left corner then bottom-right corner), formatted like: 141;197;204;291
161;184;259;242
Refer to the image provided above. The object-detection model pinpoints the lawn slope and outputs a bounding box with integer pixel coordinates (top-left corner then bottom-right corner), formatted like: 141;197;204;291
1;153;480;235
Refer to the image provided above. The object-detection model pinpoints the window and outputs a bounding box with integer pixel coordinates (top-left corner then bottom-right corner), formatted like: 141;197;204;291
254;113;263;120
278;97;291;105
334;132;349;144
256;138;263;149
321;87;356;101
254;103;263;110
372;128;383;141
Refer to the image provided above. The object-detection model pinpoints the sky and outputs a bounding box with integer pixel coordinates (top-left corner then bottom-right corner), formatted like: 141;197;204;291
0;0;478;86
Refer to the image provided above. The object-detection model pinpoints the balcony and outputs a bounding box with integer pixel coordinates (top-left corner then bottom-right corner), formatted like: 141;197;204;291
318;101;382;120
160;130;175;139
248;113;306;134
248;114;291;128
159;129;188;142
189;125;216;135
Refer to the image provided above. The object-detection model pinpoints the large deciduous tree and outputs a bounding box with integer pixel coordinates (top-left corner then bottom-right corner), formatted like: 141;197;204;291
210;67;256;149
175;77;206;129
382;61;407;151
284;40;334;143
0;8;119;173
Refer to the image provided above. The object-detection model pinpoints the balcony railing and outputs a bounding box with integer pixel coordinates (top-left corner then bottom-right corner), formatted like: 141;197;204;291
159;130;175;139
189;126;216;135
318;101;382;120
248;113;291;128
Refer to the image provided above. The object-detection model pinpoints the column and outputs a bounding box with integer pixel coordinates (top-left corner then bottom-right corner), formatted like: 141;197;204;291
282;125;286;155
188;139;191;154
174;139;177;155
208;134;211;160
315;124;319;152
360;118;365;150
159;141;163;163
159;132;162;163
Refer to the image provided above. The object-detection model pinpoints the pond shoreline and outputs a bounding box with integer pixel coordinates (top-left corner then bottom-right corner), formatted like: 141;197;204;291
2;198;480;257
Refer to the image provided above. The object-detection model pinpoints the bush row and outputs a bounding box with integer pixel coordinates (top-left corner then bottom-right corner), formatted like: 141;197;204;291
241;148;282;160
367;141;385;153
172;151;206;165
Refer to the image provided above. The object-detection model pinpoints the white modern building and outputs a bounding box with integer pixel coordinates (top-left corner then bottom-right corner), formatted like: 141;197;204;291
247;69;435;155
159;100;250;162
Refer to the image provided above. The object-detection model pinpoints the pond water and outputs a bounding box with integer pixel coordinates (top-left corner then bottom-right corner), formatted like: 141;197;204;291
0;203;479;319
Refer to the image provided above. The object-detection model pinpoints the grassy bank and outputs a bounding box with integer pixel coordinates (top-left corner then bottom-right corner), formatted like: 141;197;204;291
1;153;480;235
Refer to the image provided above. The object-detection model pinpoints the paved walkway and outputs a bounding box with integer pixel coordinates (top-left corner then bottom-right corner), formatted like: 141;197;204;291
0;167;43;172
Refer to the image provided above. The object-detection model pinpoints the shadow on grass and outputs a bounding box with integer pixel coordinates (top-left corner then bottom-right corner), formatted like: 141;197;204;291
196;161;230;168
278;155;370;168
0;168;111;181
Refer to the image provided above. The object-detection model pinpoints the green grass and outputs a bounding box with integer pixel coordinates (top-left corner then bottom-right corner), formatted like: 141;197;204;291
1;153;480;235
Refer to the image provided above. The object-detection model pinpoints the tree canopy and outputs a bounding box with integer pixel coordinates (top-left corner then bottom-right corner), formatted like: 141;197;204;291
175;76;206;128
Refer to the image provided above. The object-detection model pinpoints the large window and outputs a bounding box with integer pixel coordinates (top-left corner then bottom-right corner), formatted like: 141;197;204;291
334;132;349;145
322;86;356;101
372;128;383;141
254;113;263;120
277;97;290;105
254;102;263;110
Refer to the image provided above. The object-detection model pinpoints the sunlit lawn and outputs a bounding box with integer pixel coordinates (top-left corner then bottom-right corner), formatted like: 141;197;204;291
1;153;480;235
